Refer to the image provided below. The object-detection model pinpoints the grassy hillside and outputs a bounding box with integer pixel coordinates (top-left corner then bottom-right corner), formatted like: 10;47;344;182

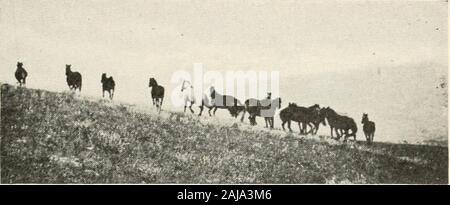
1;84;447;184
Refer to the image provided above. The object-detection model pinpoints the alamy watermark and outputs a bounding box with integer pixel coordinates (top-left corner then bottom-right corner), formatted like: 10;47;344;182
170;63;280;116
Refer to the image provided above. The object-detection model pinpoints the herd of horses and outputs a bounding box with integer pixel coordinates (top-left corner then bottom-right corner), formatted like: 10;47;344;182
13;62;376;144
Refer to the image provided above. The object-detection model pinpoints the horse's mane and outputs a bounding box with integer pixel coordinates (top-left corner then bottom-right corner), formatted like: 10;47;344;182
181;80;193;89
288;102;298;107
150;78;158;86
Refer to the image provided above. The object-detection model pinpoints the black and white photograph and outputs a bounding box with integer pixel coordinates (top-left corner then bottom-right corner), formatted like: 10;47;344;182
0;0;448;188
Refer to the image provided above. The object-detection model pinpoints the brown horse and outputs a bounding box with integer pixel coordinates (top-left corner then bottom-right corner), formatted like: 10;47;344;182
208;87;245;118
362;113;376;144
101;73;115;100
15;62;28;87
280;103;323;134
243;97;282;129
323;107;358;142
149;78;165;113
65;65;82;92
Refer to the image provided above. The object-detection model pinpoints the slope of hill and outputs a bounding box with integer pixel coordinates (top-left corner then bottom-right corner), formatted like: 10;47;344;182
0;84;447;184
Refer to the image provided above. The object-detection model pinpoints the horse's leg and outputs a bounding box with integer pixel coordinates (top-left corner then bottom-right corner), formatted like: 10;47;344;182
240;109;246;122
288;120;292;132
282;120;286;130
270;117;274;129
157;99;162;113
307;123;313;134
314;123;320;134
264;118;268;128
184;105;187;113
344;129;349;142
208;107;213;116
213;107;218;115
189;104;194;113
198;104;204;116
330;126;334;138
336;129;342;140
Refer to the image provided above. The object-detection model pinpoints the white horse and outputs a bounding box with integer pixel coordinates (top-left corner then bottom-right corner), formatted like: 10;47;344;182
180;80;215;116
180;80;196;113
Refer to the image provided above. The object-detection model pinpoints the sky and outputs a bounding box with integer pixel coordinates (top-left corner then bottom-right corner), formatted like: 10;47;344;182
0;0;448;142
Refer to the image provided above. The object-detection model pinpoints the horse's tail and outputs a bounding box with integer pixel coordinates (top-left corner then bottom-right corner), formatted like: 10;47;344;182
351;120;358;135
79;76;82;91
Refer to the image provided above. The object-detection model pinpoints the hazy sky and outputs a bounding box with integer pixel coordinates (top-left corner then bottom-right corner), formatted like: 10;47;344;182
0;0;447;105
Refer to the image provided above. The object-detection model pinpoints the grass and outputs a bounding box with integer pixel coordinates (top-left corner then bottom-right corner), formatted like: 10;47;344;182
0;84;447;184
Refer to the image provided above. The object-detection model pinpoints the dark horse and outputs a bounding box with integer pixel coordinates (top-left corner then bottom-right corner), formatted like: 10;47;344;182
323;107;358;142
361;113;376;144
15;62;28;86
208;87;245;118
280;103;325;134
101;73;115;100
149;78;165;113
65;64;82;91
243;97;282;129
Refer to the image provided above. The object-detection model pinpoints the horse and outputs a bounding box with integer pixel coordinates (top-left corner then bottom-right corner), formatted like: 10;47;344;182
180;80;196;113
280;103;322;134
65;64;82;92
101;73;115;100
309;107;327;135
148;78;165;113
243;97;282;129
361;113;376;144
322;107;358;142
15;62;28;87
208;86;245;118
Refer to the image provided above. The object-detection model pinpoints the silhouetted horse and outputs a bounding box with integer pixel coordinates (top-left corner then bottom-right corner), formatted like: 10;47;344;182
15;62;28;87
362;113;376;144
323;107;358;142
308;107;327;135
65;65;82;91
208;87;245;118
243;97;282;129
149;78;165;113
280;103;323;134
101;73;115;100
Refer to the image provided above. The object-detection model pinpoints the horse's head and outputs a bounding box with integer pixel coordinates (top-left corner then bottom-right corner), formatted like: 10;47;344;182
323;106;337;118
101;73;107;83
65;64;71;75
149;78;157;87
318;108;327;126
310;104;320;111
362;113;369;124
181;80;192;92
209;86;216;99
